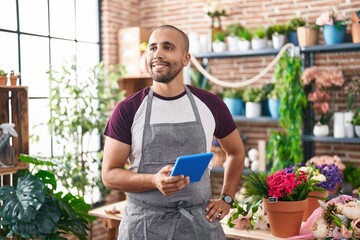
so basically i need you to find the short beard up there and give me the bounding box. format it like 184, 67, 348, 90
150, 63, 183, 84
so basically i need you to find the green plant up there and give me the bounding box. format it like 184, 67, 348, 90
272, 24, 288, 35
262, 83, 274, 98
225, 23, 244, 36
288, 18, 306, 32
237, 28, 252, 41
266, 26, 276, 40
252, 27, 266, 39
343, 164, 360, 189
223, 88, 243, 99
0, 154, 94, 239
267, 53, 307, 173
190, 69, 211, 91
242, 87, 264, 102
45, 58, 126, 203
0, 69, 7, 76
214, 31, 225, 42
351, 108, 360, 125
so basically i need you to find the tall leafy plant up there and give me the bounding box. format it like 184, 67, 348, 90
0, 154, 94, 240
46, 58, 125, 202
267, 53, 307, 172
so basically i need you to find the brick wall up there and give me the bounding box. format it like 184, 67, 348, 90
99, 0, 360, 236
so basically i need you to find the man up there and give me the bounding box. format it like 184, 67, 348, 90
102, 25, 245, 240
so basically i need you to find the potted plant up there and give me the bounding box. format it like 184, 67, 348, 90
351, 108, 360, 137
225, 23, 244, 51
251, 27, 267, 50
243, 168, 318, 238
223, 88, 244, 116
271, 24, 288, 49
237, 27, 252, 51
287, 17, 306, 46
242, 87, 264, 118
0, 69, 7, 85
212, 31, 227, 53
267, 84, 282, 118
316, 10, 347, 45
0, 154, 94, 239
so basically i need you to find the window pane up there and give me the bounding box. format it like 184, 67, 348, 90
76, 0, 99, 42
51, 39, 76, 68
0, 32, 19, 75
0, 0, 17, 30
77, 42, 100, 70
29, 99, 51, 157
19, 0, 48, 35
50, 0, 75, 39
20, 35, 49, 97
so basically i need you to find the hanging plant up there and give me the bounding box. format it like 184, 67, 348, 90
267, 53, 307, 173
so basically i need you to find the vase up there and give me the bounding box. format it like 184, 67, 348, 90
323, 25, 346, 45
268, 98, 280, 118
344, 111, 355, 138
333, 112, 345, 138
224, 98, 244, 116
297, 27, 318, 47
303, 190, 329, 221
313, 124, 329, 137
263, 198, 307, 238
356, 126, 360, 137
352, 12, 360, 43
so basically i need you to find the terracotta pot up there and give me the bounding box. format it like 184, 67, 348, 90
297, 27, 319, 47
303, 190, 329, 221
0, 76, 7, 86
352, 12, 360, 43
10, 76, 17, 86
263, 198, 307, 238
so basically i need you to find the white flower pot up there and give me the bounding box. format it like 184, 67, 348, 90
251, 38, 267, 50
237, 39, 251, 51
313, 124, 329, 137
245, 102, 262, 118
344, 111, 355, 138
212, 41, 227, 53
272, 34, 286, 49
334, 124, 346, 138
227, 36, 238, 52
355, 126, 360, 137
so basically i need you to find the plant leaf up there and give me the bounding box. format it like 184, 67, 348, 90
19, 154, 55, 166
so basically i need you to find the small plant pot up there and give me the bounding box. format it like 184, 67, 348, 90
245, 102, 261, 118
355, 125, 360, 137
212, 41, 226, 53
351, 12, 360, 43
251, 38, 267, 50
0, 76, 7, 86
237, 39, 250, 51
226, 35, 238, 52
10, 76, 18, 86
297, 27, 318, 47
323, 25, 346, 45
272, 34, 286, 49
313, 124, 329, 137
287, 31, 299, 46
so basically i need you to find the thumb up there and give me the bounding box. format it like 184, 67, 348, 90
160, 165, 173, 175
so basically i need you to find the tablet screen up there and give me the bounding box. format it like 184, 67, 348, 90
170, 152, 214, 183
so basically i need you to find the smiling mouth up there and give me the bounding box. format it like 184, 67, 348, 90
151, 62, 169, 71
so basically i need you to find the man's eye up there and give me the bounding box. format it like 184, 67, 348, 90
149, 47, 155, 51
165, 46, 173, 50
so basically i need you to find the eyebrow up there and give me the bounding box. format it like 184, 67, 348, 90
149, 41, 176, 48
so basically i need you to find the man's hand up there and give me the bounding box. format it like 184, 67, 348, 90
205, 199, 231, 222
153, 165, 190, 196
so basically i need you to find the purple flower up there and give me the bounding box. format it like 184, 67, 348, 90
316, 164, 343, 191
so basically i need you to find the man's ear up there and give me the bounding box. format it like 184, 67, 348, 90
183, 53, 191, 66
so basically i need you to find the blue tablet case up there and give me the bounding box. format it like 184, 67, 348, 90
170, 152, 214, 183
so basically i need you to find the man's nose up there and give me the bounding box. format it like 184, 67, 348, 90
153, 47, 164, 59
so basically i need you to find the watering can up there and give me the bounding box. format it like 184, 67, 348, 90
0, 123, 18, 167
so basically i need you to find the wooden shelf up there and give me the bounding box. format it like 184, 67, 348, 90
302, 135, 360, 143
0, 162, 29, 175
232, 116, 278, 124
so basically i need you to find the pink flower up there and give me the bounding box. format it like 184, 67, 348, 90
341, 224, 353, 238
352, 219, 360, 238
316, 10, 347, 27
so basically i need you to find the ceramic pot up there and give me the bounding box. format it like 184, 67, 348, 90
251, 38, 267, 50
226, 35, 238, 52
356, 126, 360, 137
351, 12, 360, 43
263, 198, 307, 238
272, 34, 286, 49
303, 190, 329, 221
10, 76, 18, 86
323, 25, 346, 45
224, 98, 244, 116
297, 27, 318, 47
313, 124, 329, 137
344, 111, 355, 138
268, 98, 280, 118
245, 102, 261, 118
287, 31, 299, 46
0, 76, 7, 86
333, 112, 345, 138
237, 39, 251, 51
212, 41, 226, 53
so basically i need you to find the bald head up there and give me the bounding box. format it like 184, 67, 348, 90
153, 25, 189, 53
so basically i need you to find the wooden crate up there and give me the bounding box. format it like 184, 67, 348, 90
0, 86, 29, 180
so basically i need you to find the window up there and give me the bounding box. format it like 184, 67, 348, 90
0, 0, 101, 158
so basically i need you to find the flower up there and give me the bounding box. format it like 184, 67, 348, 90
301, 66, 345, 125
344, 78, 360, 111
309, 195, 360, 239
243, 169, 318, 202
308, 155, 345, 171
203, 0, 228, 19
316, 10, 347, 27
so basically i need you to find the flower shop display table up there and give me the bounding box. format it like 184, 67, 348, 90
89, 200, 289, 240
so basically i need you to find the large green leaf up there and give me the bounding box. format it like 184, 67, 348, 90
19, 154, 56, 166
1, 175, 45, 222
35, 170, 57, 191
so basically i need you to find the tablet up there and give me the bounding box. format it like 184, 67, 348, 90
170, 152, 214, 183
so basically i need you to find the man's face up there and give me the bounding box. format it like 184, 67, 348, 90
146, 28, 189, 83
